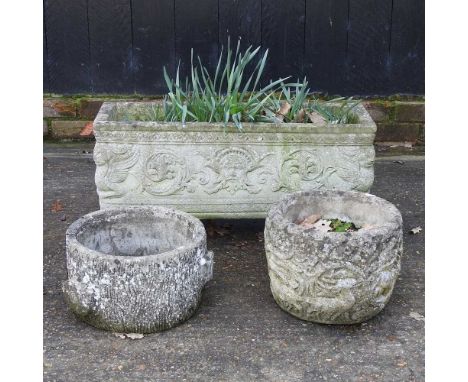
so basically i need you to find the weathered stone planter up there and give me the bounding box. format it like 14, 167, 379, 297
93, 102, 376, 218
63, 206, 213, 333
264, 190, 403, 324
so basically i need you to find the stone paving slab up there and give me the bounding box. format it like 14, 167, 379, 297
43, 143, 424, 382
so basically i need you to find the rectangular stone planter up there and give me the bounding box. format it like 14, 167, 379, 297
93, 102, 376, 218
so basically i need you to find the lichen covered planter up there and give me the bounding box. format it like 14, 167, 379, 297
63, 206, 213, 333
93, 102, 376, 218
264, 190, 403, 324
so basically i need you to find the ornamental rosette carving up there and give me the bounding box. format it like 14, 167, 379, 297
272, 149, 328, 192
142, 151, 194, 196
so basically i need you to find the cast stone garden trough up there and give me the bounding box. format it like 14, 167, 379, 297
92, 101, 376, 218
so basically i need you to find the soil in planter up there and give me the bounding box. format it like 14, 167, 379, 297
295, 214, 359, 232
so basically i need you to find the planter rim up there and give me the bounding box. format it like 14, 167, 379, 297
66, 206, 206, 262
94, 101, 376, 134
266, 190, 402, 239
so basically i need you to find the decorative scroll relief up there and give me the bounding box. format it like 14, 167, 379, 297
94, 144, 140, 199
329, 146, 375, 192
94, 143, 375, 203
272, 146, 375, 193
272, 149, 326, 192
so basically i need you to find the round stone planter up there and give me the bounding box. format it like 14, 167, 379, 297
264, 190, 403, 324
63, 206, 213, 333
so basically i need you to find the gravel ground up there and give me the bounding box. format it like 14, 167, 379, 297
43, 143, 424, 382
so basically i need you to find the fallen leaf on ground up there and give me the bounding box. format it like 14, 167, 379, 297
113, 332, 144, 339
396, 360, 407, 368
306, 111, 326, 126
409, 311, 424, 321
409, 226, 422, 234
51, 200, 63, 213
126, 333, 144, 339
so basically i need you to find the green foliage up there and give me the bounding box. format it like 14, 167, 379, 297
309, 97, 360, 124
126, 39, 362, 129
329, 219, 358, 232
262, 79, 310, 123
162, 39, 288, 130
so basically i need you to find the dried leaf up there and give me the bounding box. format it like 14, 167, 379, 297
113, 332, 144, 339
409, 226, 422, 235
294, 109, 306, 123
278, 102, 291, 116
51, 200, 63, 213
409, 311, 424, 321
126, 333, 144, 339
296, 214, 321, 228
306, 111, 326, 126
276, 102, 291, 122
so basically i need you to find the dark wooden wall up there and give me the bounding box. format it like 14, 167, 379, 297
43, 0, 424, 96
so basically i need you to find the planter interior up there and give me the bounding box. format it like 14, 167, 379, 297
75, 209, 198, 257
277, 191, 401, 230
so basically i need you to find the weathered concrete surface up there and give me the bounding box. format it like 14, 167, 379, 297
265, 191, 403, 324
44, 142, 424, 381
64, 207, 213, 333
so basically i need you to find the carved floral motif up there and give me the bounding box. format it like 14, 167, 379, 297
143, 151, 194, 196
272, 150, 326, 192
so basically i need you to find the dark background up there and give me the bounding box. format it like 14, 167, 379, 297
43, 0, 424, 96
